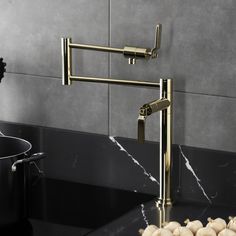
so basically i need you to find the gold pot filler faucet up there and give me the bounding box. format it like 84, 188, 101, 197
61, 24, 173, 207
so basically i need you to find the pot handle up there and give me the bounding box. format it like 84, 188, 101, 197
11, 152, 46, 172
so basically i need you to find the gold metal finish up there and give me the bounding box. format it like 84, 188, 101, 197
139, 98, 170, 116
138, 79, 173, 206
61, 23, 173, 206
157, 78, 173, 206
61, 38, 72, 85
61, 28, 162, 87
151, 24, 162, 58
157, 205, 171, 228
128, 58, 136, 65
70, 43, 124, 54
138, 98, 170, 144
123, 46, 150, 63
137, 115, 146, 144
71, 76, 160, 88
61, 24, 161, 84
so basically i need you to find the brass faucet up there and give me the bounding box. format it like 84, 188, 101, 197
138, 78, 173, 206
61, 24, 173, 206
61, 24, 162, 86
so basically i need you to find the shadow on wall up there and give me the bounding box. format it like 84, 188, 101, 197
173, 78, 186, 146
0, 73, 48, 126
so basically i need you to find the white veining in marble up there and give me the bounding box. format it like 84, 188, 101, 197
72, 154, 79, 168
218, 162, 229, 168
31, 162, 44, 176
109, 136, 159, 185
211, 192, 218, 199
198, 205, 210, 218
103, 226, 126, 235
140, 204, 149, 226
179, 145, 212, 204
111, 226, 126, 235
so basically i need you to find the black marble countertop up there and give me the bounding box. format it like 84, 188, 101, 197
29, 177, 154, 236
2, 177, 236, 236
88, 201, 236, 236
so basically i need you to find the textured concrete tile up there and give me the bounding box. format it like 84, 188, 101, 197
174, 92, 236, 153
0, 0, 108, 78
109, 85, 161, 143
110, 0, 236, 97
0, 73, 108, 134
110, 85, 236, 152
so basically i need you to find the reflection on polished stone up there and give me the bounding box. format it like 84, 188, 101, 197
0, 219, 33, 236
28, 177, 154, 235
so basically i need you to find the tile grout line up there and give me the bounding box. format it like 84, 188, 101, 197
174, 89, 236, 100
108, 0, 111, 136
4, 73, 236, 100
6, 71, 60, 80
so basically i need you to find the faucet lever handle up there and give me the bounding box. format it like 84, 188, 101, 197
138, 115, 146, 144
151, 24, 162, 58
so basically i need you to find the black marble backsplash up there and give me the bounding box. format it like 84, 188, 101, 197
0, 121, 236, 207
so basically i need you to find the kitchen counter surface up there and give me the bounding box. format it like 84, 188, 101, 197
87, 200, 236, 235
29, 177, 154, 236
2, 177, 236, 236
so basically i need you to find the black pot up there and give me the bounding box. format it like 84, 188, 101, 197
0, 135, 45, 226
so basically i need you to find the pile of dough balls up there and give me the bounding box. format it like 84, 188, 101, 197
139, 217, 236, 236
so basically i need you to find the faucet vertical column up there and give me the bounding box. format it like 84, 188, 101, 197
61, 38, 72, 85
157, 78, 173, 206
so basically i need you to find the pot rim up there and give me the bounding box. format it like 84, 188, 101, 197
0, 135, 32, 160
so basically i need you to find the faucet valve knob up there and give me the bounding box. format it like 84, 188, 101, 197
138, 115, 146, 143
139, 105, 152, 116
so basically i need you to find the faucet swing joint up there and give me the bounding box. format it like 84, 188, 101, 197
61, 23, 173, 207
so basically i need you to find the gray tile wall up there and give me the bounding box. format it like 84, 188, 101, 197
0, 0, 109, 135
0, 0, 235, 152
